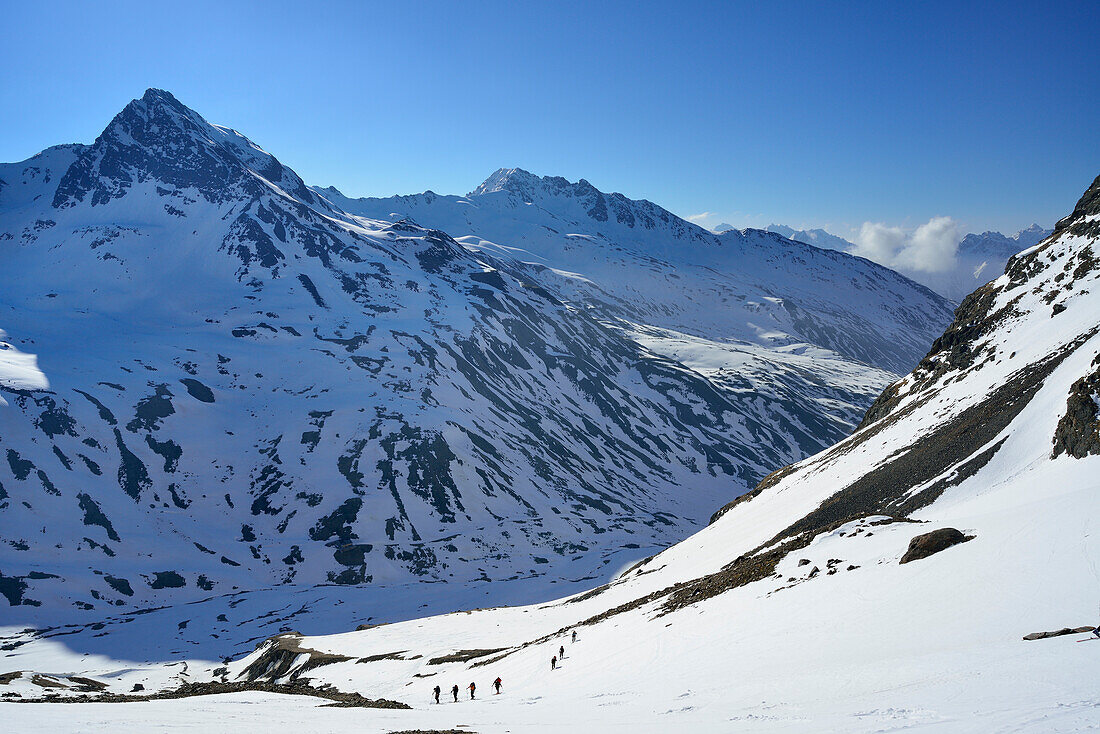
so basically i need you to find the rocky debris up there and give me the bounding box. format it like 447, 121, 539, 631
356, 651, 410, 663
0, 671, 109, 692
1022, 626, 1096, 641
239, 633, 353, 682
1052, 355, 1100, 459
29, 675, 67, 689
67, 676, 108, 692
12, 680, 408, 708
426, 648, 506, 665
899, 528, 974, 564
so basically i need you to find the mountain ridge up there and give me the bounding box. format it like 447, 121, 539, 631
0, 90, 930, 618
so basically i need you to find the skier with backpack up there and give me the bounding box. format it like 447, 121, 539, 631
468, 681, 476, 700
559, 644, 565, 659
451, 684, 459, 702
433, 685, 441, 704
493, 676, 503, 694
551, 655, 557, 670
571, 630, 577, 643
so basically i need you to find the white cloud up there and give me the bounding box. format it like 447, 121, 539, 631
686, 212, 714, 223
850, 216, 961, 273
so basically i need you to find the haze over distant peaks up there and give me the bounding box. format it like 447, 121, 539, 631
762, 221, 1052, 302
764, 224, 854, 252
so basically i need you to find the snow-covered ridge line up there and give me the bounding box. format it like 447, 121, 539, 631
315, 169, 955, 376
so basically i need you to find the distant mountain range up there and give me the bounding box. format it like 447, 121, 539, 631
759, 223, 1053, 302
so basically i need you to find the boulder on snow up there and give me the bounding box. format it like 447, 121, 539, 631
1022, 626, 1095, 641
899, 528, 974, 564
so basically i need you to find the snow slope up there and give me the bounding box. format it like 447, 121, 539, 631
5, 168, 1098, 731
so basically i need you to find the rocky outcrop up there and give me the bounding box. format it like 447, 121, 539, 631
1022, 626, 1096, 641
8, 680, 408, 708
1052, 356, 1100, 459
239, 633, 352, 682
899, 528, 974, 564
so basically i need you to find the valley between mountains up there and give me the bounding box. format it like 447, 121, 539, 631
1, 90, 1097, 733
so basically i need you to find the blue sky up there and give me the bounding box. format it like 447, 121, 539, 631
1, 0, 1096, 236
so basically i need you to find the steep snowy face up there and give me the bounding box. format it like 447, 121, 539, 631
0, 91, 780, 615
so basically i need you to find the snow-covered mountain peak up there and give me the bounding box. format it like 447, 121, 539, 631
464, 166, 714, 245
52, 88, 319, 211
1014, 222, 1049, 242
467, 166, 545, 199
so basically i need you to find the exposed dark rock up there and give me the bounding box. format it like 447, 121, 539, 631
179, 378, 215, 403
426, 649, 506, 665
67, 676, 108, 692
125, 384, 175, 432
1052, 356, 1100, 458
1051, 173, 1100, 241
0, 575, 30, 606
356, 651, 409, 663
1022, 626, 1096, 641
239, 634, 353, 682
12, 679, 407, 708
899, 528, 974, 564
148, 571, 186, 589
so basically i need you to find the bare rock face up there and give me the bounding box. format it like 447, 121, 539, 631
899, 528, 974, 564
1052, 356, 1100, 459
